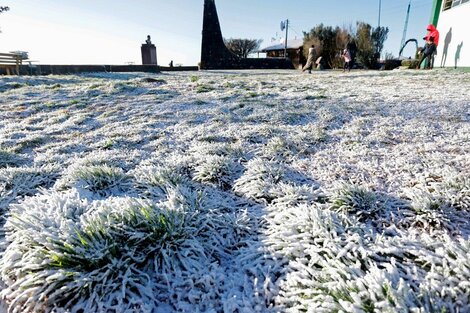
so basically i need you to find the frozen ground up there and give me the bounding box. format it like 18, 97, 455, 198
0, 69, 469, 312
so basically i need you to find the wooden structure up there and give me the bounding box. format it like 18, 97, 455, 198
0, 53, 24, 75
259, 39, 305, 69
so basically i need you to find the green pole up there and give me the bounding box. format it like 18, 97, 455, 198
430, 0, 443, 26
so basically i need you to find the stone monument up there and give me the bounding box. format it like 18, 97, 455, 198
200, 0, 293, 70
141, 35, 157, 65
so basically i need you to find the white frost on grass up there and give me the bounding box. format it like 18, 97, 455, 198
0, 69, 469, 312
0, 165, 59, 212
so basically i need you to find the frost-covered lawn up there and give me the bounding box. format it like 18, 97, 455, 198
0, 69, 469, 312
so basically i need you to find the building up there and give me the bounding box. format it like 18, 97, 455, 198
431, 0, 469, 68
259, 39, 305, 69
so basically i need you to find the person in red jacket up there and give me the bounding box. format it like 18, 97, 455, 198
419, 24, 439, 69
424, 24, 440, 47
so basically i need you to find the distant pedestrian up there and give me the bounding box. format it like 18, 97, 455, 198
342, 48, 352, 72
346, 38, 357, 68
169, 60, 174, 68
302, 45, 317, 74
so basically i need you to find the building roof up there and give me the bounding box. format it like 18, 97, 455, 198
259, 39, 304, 52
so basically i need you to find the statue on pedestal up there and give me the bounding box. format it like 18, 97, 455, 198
141, 35, 157, 65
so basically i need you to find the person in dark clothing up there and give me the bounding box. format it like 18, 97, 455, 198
346, 39, 357, 68
341, 48, 352, 72
417, 37, 437, 69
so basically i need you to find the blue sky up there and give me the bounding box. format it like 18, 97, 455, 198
0, 0, 433, 65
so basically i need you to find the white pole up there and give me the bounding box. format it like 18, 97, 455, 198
284, 19, 289, 58
378, 0, 382, 28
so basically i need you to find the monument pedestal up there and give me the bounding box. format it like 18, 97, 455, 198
141, 44, 157, 65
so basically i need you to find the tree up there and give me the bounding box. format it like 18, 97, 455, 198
355, 22, 389, 69
371, 26, 389, 57
224, 38, 263, 58
355, 22, 374, 68
303, 21, 390, 70
303, 24, 348, 69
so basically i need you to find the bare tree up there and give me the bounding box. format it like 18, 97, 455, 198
224, 38, 263, 58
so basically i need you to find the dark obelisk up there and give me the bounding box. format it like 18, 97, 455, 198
200, 0, 237, 69
200, 0, 293, 70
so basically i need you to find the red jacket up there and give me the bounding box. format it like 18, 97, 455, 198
424, 24, 440, 46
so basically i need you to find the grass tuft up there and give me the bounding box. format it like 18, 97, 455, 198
68, 164, 133, 197
331, 183, 380, 220
0, 149, 25, 168
193, 155, 235, 189
0, 193, 188, 313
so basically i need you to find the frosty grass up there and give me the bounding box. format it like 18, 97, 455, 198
0, 69, 469, 312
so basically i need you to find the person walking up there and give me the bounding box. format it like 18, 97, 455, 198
342, 48, 352, 72
346, 38, 357, 68
302, 45, 317, 74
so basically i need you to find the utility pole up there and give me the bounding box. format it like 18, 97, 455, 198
285, 19, 289, 58
281, 19, 289, 58
378, 0, 382, 28
399, 1, 412, 58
